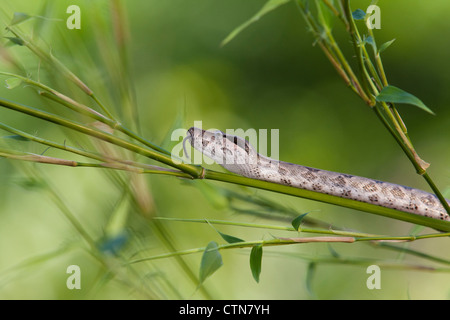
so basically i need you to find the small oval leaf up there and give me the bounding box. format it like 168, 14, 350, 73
199, 241, 223, 285
352, 9, 366, 20
250, 244, 263, 283
376, 85, 434, 115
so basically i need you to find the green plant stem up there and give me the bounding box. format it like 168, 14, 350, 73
0, 97, 202, 178
3, 25, 159, 154
0, 121, 192, 178
342, 0, 374, 105
0, 121, 105, 161
128, 231, 450, 267
110, 0, 141, 134
5, 25, 119, 120
340, 0, 450, 216
296, 0, 372, 105
127, 238, 349, 265
155, 216, 450, 266
203, 169, 450, 232
373, 105, 450, 215
149, 220, 214, 299
153, 216, 380, 238
366, 27, 388, 87
422, 174, 450, 215
1, 97, 448, 227
40, 90, 172, 156
372, 242, 450, 266
0, 72, 171, 156
0, 146, 191, 178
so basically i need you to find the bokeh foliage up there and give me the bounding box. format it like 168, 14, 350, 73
0, 0, 449, 299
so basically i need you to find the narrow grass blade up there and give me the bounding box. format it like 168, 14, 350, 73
291, 212, 310, 231
221, 0, 291, 46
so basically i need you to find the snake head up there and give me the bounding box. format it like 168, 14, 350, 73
186, 127, 259, 172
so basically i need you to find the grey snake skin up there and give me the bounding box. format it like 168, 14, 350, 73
186, 127, 450, 221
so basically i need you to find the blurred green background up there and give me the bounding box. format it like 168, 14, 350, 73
0, 0, 449, 299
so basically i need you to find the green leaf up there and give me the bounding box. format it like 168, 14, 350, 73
376, 85, 434, 115
15, 177, 46, 190
98, 232, 128, 255
204, 218, 244, 243
11, 12, 31, 25
199, 241, 223, 285
221, 0, 291, 46
4, 37, 24, 46
327, 243, 340, 258
104, 192, 130, 239
2, 135, 30, 141
249, 244, 263, 283
378, 38, 396, 54
352, 9, 366, 20
306, 262, 316, 296
5, 78, 22, 89
364, 35, 374, 47
217, 231, 245, 244
363, 35, 376, 54
291, 212, 309, 230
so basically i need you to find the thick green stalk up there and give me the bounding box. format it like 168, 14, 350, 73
340, 0, 450, 216
204, 170, 450, 232
342, 0, 374, 105
153, 216, 379, 238
128, 231, 450, 266
0, 121, 192, 178
373, 105, 450, 215
296, 0, 372, 105
40, 90, 171, 156
0, 72, 170, 156
0, 98, 202, 178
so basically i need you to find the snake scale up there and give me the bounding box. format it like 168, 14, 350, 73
186, 127, 450, 221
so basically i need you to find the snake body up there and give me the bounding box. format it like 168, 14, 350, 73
186, 127, 450, 221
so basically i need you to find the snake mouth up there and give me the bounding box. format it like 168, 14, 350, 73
184, 127, 203, 159
187, 127, 195, 138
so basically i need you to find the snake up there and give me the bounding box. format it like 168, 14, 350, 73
185, 127, 450, 221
